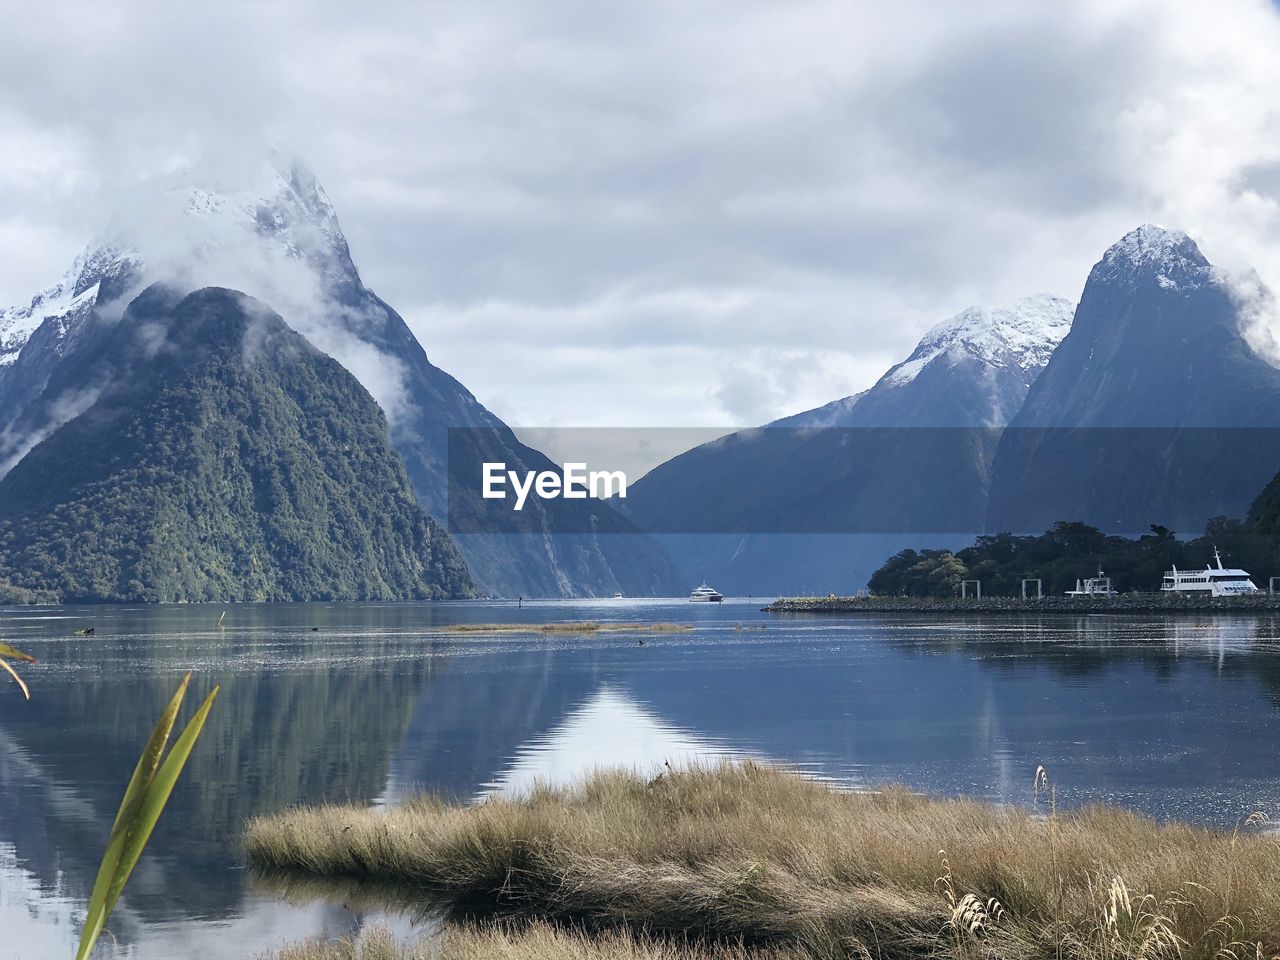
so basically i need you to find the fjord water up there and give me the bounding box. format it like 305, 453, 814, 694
3, 603, 1280, 958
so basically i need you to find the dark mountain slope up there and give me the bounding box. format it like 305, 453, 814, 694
987, 225, 1280, 534
626, 297, 1073, 594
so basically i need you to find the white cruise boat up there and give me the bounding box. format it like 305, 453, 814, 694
1065, 568, 1117, 597
689, 584, 724, 602
1160, 547, 1260, 597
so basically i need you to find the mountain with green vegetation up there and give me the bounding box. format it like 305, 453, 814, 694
0, 285, 475, 602
0, 161, 682, 598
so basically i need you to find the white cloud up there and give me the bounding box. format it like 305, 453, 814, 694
0, 383, 104, 477
2, 0, 1280, 426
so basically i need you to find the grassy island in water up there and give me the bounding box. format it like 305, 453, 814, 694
247, 762, 1280, 960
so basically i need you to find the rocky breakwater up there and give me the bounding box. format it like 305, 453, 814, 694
764, 594, 1280, 614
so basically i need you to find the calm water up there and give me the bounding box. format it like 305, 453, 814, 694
4, 600, 1280, 957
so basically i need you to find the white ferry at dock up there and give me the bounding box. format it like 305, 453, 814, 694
1160, 547, 1260, 597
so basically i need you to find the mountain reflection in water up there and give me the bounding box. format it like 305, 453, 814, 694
3, 601, 1280, 957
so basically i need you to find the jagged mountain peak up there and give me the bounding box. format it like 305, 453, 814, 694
153, 157, 347, 261
139, 155, 334, 220
96, 156, 356, 290
1006, 222, 1280, 432
989, 223, 1280, 534
0, 155, 683, 598
0, 158, 353, 369
0, 244, 136, 367
1105, 223, 1198, 264
1097, 223, 1210, 291
881, 294, 1073, 389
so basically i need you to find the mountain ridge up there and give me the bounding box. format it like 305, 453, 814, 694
986, 225, 1280, 536
0, 159, 682, 598
627, 294, 1073, 594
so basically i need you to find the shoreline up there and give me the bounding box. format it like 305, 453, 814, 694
763, 593, 1280, 614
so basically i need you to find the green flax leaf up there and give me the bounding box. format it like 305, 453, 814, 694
75, 675, 217, 960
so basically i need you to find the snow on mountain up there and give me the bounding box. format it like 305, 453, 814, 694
0, 158, 432, 432
0, 159, 353, 372
629, 293, 1074, 594
880, 294, 1074, 390
1096, 223, 1210, 293
776, 294, 1073, 431
0, 158, 683, 598
155, 160, 349, 274
0, 278, 93, 367
1103, 223, 1194, 268
988, 223, 1280, 534
0, 246, 135, 366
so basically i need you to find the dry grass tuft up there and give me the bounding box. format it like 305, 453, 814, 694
253, 922, 797, 960
246, 762, 1280, 960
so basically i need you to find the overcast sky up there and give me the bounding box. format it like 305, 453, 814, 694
3, 0, 1280, 428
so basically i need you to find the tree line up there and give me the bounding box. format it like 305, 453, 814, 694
869, 468, 1280, 597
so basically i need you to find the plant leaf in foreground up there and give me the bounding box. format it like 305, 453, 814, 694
74, 674, 219, 960
0, 642, 37, 700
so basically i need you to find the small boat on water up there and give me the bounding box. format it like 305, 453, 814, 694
1161, 546, 1260, 596
1064, 568, 1117, 597
689, 583, 724, 603
612, 591, 624, 599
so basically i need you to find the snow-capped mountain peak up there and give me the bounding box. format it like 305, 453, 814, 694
1098, 224, 1210, 292
94, 157, 354, 288
1105, 223, 1196, 266
0, 158, 355, 370
161, 159, 347, 263
882, 294, 1074, 389
0, 245, 136, 367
